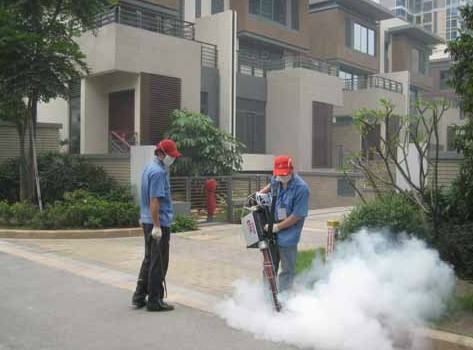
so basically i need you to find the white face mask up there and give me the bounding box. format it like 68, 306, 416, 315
277, 175, 291, 183
162, 154, 176, 167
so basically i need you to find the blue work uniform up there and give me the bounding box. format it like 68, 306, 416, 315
140, 157, 174, 226
270, 173, 310, 246
267, 172, 309, 292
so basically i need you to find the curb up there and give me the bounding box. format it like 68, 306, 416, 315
0, 227, 142, 239
421, 328, 473, 350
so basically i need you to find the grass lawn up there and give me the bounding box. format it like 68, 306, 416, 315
296, 247, 325, 275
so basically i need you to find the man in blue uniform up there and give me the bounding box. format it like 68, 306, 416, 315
260, 154, 310, 292
132, 139, 181, 311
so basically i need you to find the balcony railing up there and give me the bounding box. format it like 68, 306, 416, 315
95, 5, 195, 40
343, 76, 403, 94
94, 4, 218, 68
237, 52, 338, 77
109, 130, 137, 153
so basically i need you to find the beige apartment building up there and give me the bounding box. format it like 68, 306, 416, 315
34, 0, 461, 209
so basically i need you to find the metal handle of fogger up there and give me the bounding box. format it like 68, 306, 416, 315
260, 183, 281, 312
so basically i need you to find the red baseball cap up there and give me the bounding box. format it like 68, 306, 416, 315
273, 155, 293, 176
156, 139, 182, 157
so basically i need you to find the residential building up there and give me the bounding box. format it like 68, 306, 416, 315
36, 0, 457, 209
380, 0, 471, 41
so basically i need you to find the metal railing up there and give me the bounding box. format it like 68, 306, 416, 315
237, 52, 338, 77
343, 75, 403, 94
109, 130, 137, 153
95, 5, 195, 40
94, 5, 218, 68
170, 174, 271, 223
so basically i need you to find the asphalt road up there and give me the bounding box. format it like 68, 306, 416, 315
0, 252, 296, 350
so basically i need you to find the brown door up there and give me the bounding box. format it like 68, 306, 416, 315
109, 90, 134, 133
312, 101, 333, 167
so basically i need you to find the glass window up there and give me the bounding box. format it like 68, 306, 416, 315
337, 179, 355, 197
196, 0, 201, 18
200, 91, 208, 116
440, 70, 452, 90
291, 0, 299, 30
236, 98, 266, 154
249, 0, 287, 26
412, 48, 428, 75
346, 19, 376, 56
69, 79, 81, 154
211, 0, 224, 14
447, 125, 456, 151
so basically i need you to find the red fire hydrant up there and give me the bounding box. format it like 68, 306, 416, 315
204, 178, 217, 222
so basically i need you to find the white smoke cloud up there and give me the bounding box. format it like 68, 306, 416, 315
216, 230, 455, 350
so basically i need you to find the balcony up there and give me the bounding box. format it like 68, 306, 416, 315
343, 76, 403, 94
94, 4, 217, 69
238, 52, 338, 77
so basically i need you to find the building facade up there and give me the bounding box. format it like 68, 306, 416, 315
380, 0, 471, 40
36, 0, 462, 208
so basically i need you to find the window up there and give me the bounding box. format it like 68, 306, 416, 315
196, 0, 201, 18
447, 125, 456, 151
440, 70, 452, 90
200, 91, 208, 116
412, 48, 428, 75
334, 116, 353, 126
249, 0, 286, 26
211, 0, 224, 14
337, 179, 355, 197
290, 0, 298, 30
236, 98, 266, 154
69, 79, 81, 154
362, 124, 381, 160
346, 19, 376, 56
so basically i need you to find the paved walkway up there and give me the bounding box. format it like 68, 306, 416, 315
1, 206, 473, 349
0, 207, 349, 310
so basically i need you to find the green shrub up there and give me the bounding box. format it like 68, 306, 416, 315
340, 192, 428, 240
0, 190, 139, 229
0, 152, 130, 204
171, 215, 198, 232
0, 200, 12, 226
434, 222, 473, 279
0, 159, 20, 202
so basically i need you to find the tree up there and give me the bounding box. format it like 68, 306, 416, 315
165, 110, 244, 176
344, 98, 449, 238
0, 0, 112, 203
446, 4, 473, 221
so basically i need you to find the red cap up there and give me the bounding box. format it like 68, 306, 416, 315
156, 139, 182, 157
273, 155, 293, 176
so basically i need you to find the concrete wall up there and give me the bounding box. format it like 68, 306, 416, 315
308, 8, 379, 73
78, 23, 200, 112
81, 72, 140, 154
230, 0, 310, 52
266, 68, 343, 172
300, 171, 372, 209
130, 146, 155, 203
195, 11, 236, 134
37, 98, 68, 142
